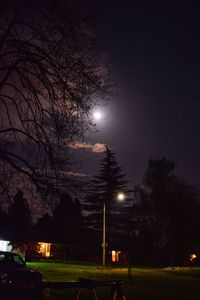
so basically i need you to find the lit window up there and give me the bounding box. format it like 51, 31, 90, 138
38, 242, 51, 257
112, 251, 116, 262
112, 250, 121, 262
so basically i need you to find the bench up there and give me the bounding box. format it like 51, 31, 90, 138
42, 278, 127, 300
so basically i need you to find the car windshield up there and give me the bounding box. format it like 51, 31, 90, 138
0, 253, 25, 266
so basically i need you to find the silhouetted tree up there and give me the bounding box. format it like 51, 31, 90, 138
34, 213, 52, 241
164, 178, 200, 265
0, 0, 112, 205
0, 208, 7, 239
83, 146, 131, 262
7, 190, 32, 239
50, 193, 83, 242
135, 157, 200, 265
143, 158, 176, 262
53, 194, 82, 223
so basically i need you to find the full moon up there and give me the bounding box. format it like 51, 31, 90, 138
93, 111, 102, 120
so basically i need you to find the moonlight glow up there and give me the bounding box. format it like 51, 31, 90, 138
93, 111, 102, 120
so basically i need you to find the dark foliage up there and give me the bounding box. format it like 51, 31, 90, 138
6, 190, 32, 239
34, 193, 83, 244
83, 146, 131, 245
134, 157, 200, 265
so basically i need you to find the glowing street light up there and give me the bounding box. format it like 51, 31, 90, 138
190, 253, 197, 261
102, 192, 125, 268
117, 192, 125, 201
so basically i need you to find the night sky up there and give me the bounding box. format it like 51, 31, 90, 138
76, 1, 200, 186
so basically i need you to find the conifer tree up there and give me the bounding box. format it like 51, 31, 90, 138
7, 190, 32, 239
83, 146, 130, 236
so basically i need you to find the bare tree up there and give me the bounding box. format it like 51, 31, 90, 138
0, 0, 111, 206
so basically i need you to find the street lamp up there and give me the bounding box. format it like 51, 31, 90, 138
102, 201, 106, 268
102, 192, 125, 268
117, 193, 125, 201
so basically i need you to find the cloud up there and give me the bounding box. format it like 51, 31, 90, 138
92, 143, 106, 153
69, 141, 90, 150
69, 141, 106, 153
66, 171, 90, 177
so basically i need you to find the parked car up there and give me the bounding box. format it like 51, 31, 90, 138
0, 251, 43, 298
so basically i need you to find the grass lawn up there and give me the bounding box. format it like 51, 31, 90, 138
28, 261, 200, 300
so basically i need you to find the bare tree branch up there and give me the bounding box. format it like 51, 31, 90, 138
0, 0, 112, 206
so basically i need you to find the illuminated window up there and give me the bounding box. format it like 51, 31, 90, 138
38, 242, 51, 257
112, 251, 116, 262
112, 250, 121, 262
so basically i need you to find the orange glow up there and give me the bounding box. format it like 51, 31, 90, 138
38, 242, 51, 257
190, 253, 197, 261
112, 250, 121, 262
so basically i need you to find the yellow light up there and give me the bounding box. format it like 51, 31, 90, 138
38, 242, 51, 257
112, 250, 121, 262
112, 251, 116, 262
117, 193, 125, 201
190, 254, 197, 261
